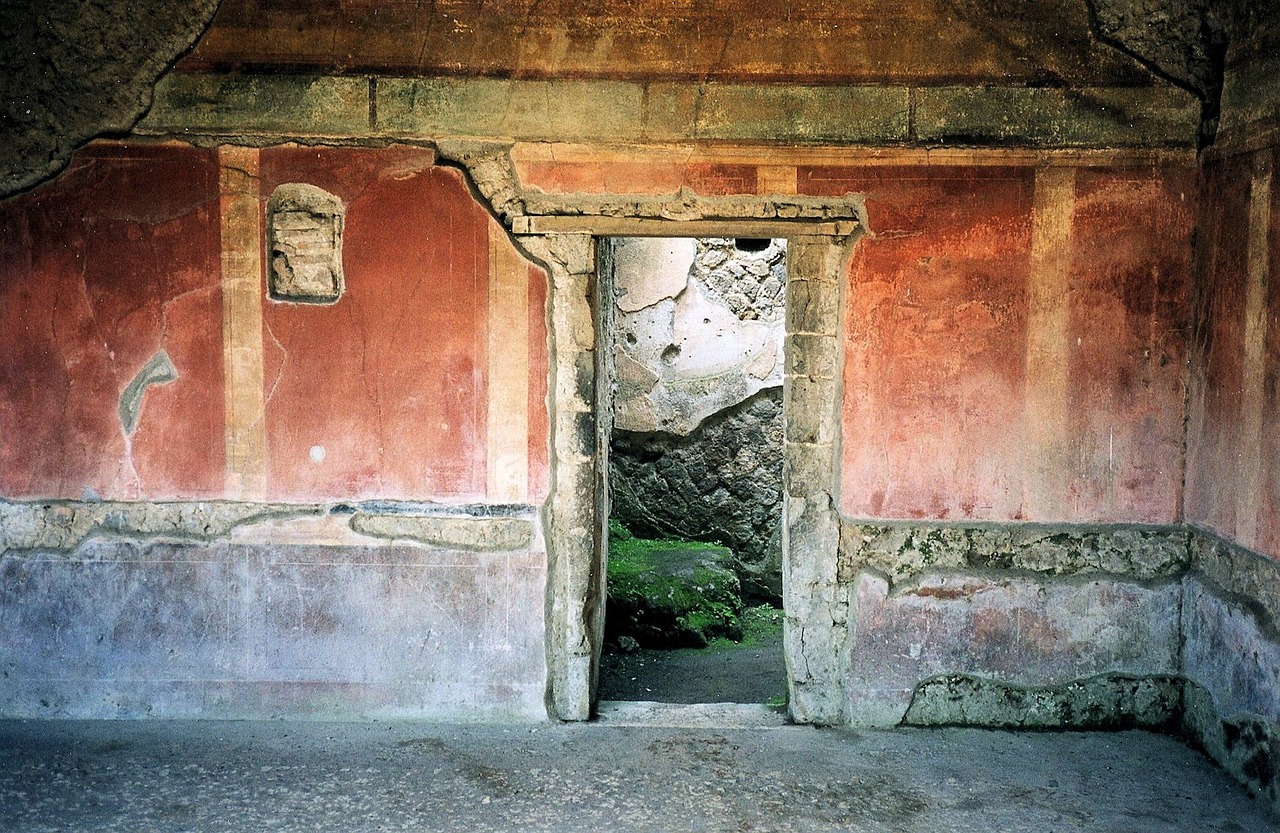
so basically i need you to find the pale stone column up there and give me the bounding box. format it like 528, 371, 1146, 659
1023, 165, 1076, 518
520, 233, 601, 721
1237, 151, 1273, 545
783, 234, 855, 725
218, 146, 266, 500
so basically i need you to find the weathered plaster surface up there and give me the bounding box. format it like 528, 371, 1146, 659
1185, 148, 1279, 561
847, 570, 1183, 727
904, 672, 1183, 729
1183, 577, 1280, 723
0, 540, 546, 721
827, 163, 1193, 523
1181, 530, 1280, 807
0, 499, 548, 721
610, 237, 784, 436
839, 520, 1190, 584
256, 147, 549, 503
349, 513, 534, 552
0, 144, 224, 500
259, 147, 481, 500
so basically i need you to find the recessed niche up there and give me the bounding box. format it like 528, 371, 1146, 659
267, 183, 345, 304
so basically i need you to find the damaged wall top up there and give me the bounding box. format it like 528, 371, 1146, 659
0, 0, 220, 198
184, 0, 1164, 87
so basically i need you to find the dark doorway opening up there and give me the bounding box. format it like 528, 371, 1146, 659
597, 237, 787, 707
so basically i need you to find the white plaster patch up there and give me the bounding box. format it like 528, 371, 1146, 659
613, 238, 694, 312
611, 238, 786, 436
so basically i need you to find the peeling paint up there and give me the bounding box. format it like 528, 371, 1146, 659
904, 672, 1183, 730
839, 520, 1191, 585
118, 351, 178, 435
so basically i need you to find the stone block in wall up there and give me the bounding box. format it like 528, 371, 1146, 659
845, 571, 1183, 726
267, 183, 345, 303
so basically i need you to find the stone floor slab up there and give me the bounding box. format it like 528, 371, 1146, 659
0, 719, 1273, 832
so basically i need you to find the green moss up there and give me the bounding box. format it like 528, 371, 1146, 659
605, 525, 744, 648
698, 604, 784, 652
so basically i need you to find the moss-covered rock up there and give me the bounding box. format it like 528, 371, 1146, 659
606, 532, 744, 648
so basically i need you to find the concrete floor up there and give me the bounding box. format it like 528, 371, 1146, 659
0, 716, 1275, 832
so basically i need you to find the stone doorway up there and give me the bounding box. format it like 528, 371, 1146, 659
597, 236, 789, 707
514, 202, 861, 724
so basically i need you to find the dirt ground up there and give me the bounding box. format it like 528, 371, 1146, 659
599, 632, 787, 704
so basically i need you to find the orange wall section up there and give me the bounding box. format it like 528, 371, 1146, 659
1065, 167, 1194, 522
799, 163, 1194, 523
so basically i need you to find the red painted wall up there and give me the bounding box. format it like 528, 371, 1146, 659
0, 143, 1195, 520
1185, 148, 1280, 560
800, 164, 1194, 523
0, 143, 550, 506
259, 148, 490, 501
1064, 167, 1195, 521
0, 144, 224, 499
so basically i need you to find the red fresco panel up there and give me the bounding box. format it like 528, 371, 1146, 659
259, 147, 490, 501
0, 144, 223, 499
815, 166, 1036, 520
1184, 156, 1252, 540
519, 161, 688, 195
1065, 166, 1195, 524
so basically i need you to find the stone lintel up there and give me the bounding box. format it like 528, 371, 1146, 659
512, 216, 857, 237
139, 73, 1198, 150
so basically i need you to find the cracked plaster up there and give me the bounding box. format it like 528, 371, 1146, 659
0, 500, 540, 557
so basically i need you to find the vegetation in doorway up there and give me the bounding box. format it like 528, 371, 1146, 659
602, 522, 788, 705
606, 520, 744, 648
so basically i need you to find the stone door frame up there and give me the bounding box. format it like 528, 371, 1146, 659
516, 212, 862, 724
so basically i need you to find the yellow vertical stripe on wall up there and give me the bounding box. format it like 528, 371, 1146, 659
757, 165, 799, 196
218, 146, 266, 499
1023, 165, 1076, 519
487, 223, 531, 502
1237, 151, 1273, 544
